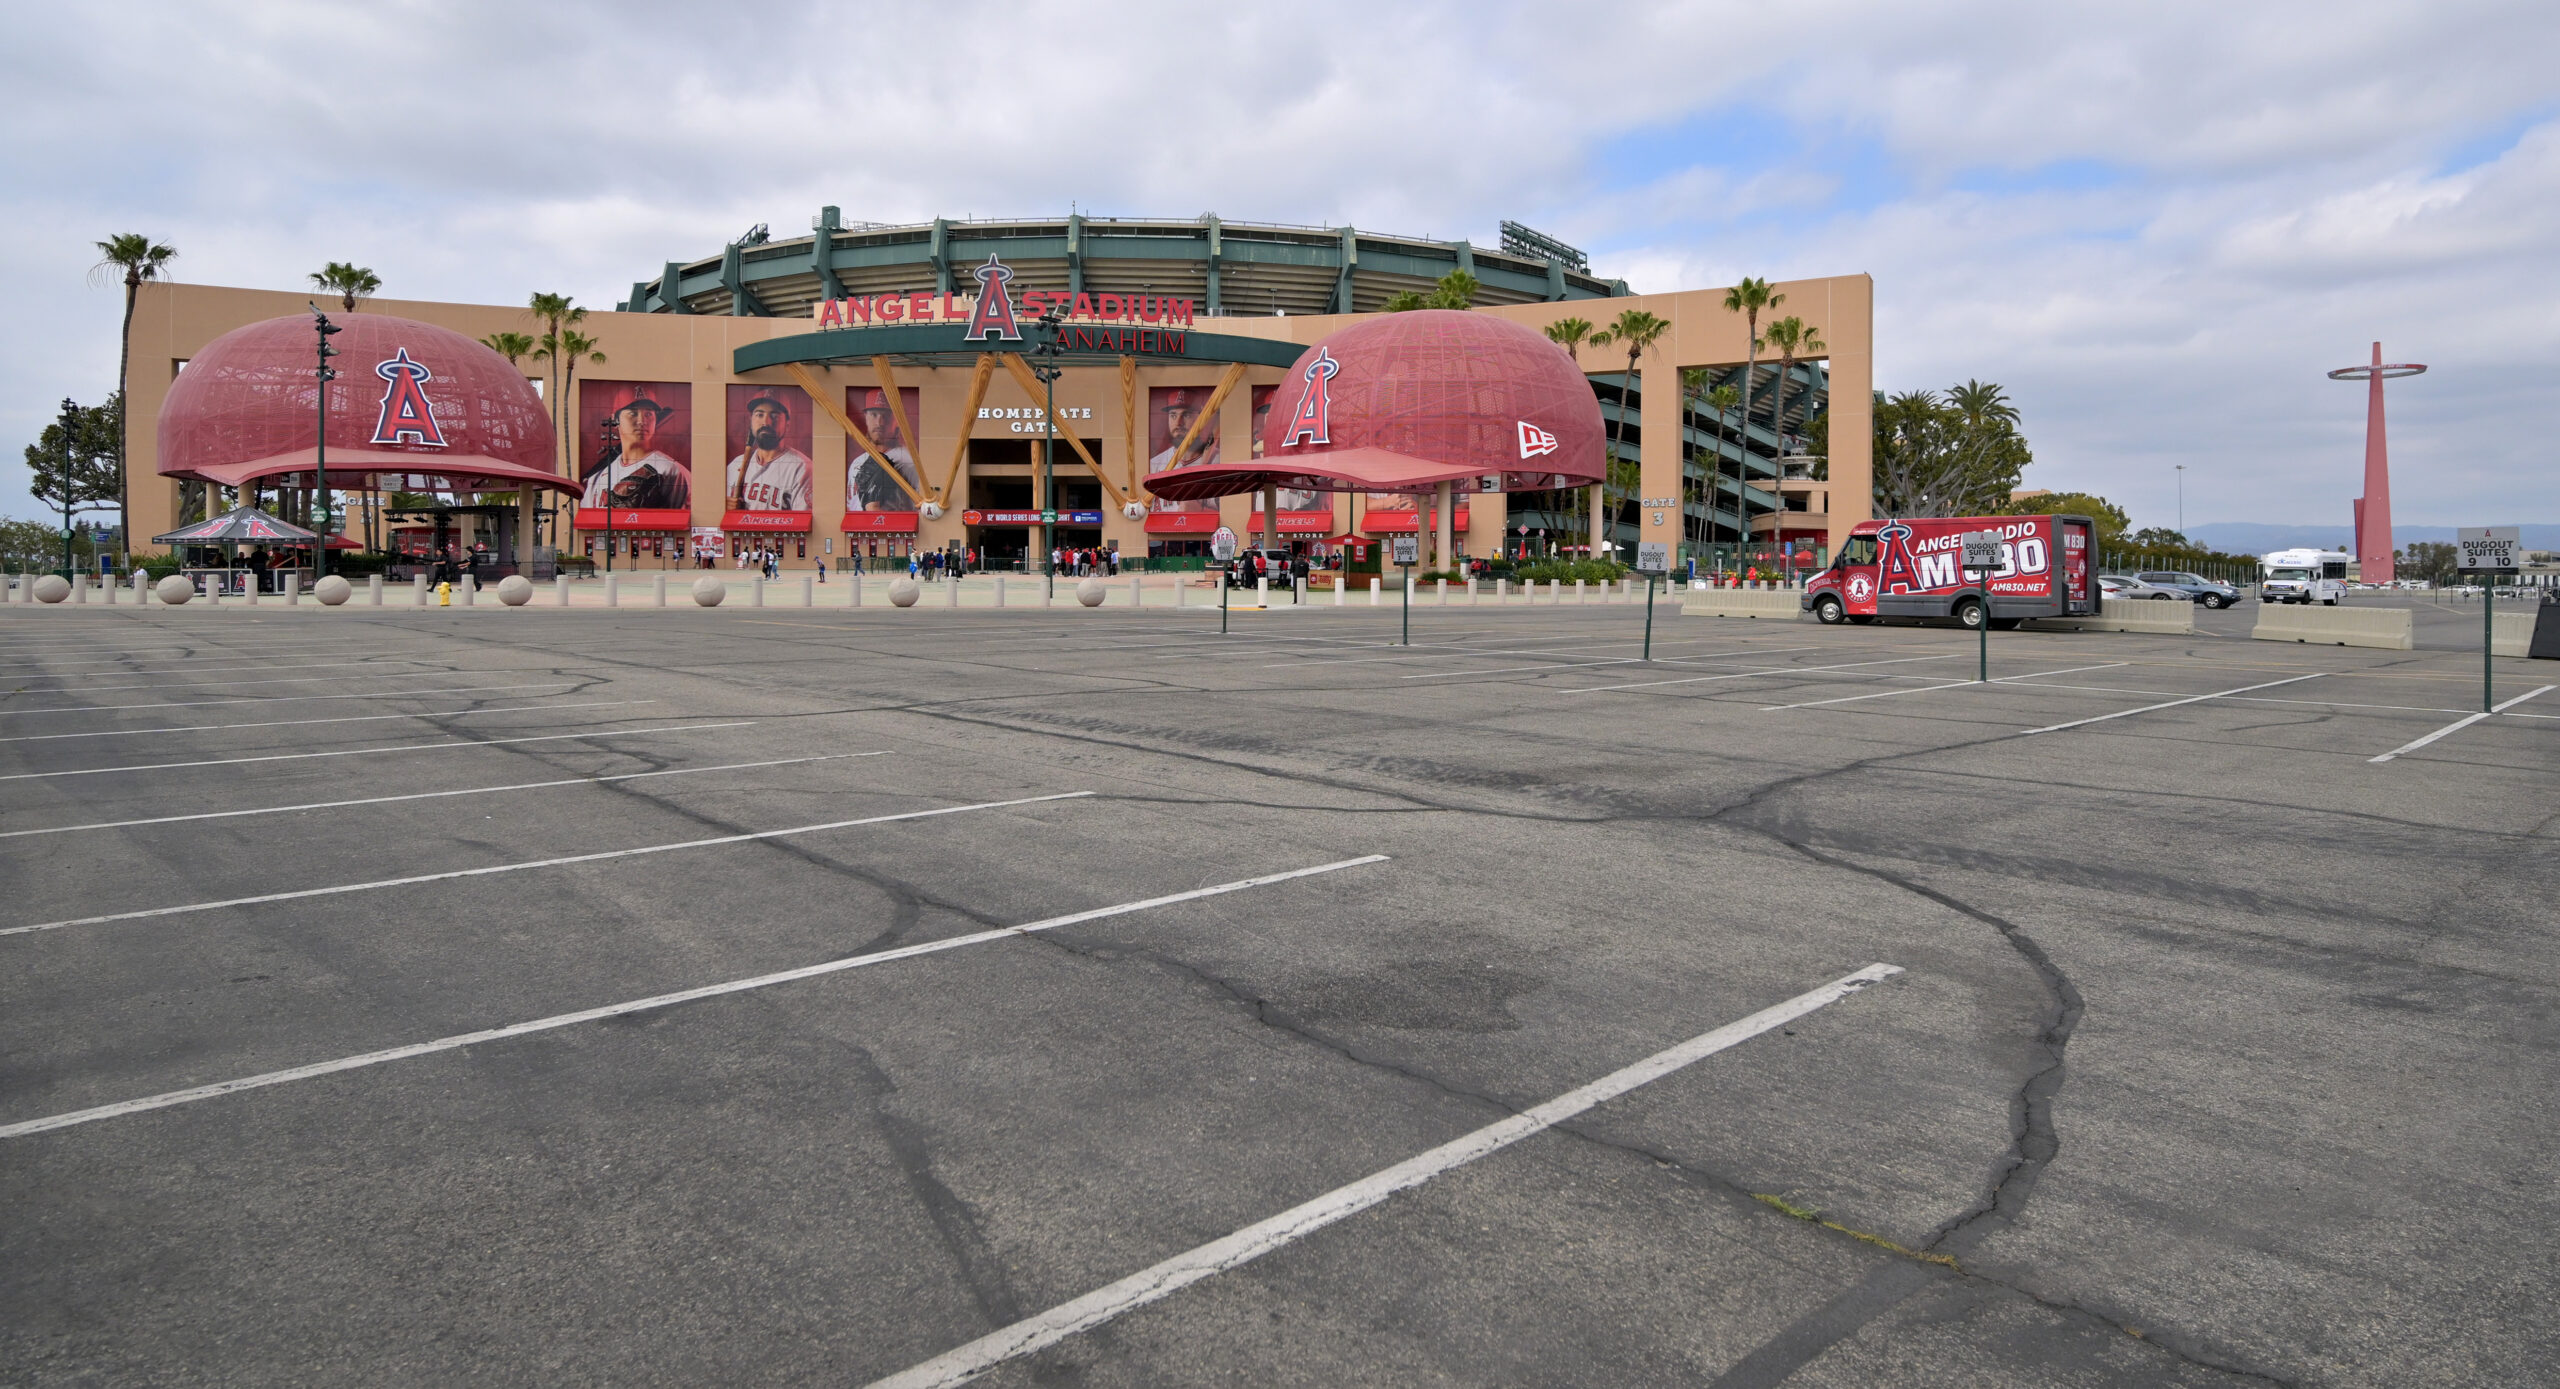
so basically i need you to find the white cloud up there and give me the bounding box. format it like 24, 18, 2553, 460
2, 0, 2555, 531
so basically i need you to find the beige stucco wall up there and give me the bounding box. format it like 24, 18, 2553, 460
124, 273, 1872, 562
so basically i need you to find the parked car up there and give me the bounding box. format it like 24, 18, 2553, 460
2135, 570, 2244, 609
2099, 574, 2182, 601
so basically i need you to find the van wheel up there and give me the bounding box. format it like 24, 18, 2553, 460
1955, 597, 1986, 630
1813, 595, 1846, 625
2203, 594, 2229, 609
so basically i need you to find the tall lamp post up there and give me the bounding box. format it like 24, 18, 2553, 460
310, 305, 341, 579
2175, 464, 2184, 536
1029, 308, 1066, 596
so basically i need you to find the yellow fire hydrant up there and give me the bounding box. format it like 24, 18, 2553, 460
436, 580, 452, 607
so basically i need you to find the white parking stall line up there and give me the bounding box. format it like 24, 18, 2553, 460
2017, 673, 2327, 736
0, 682, 579, 718
7, 660, 442, 683
0, 753, 884, 841
1, 790, 1091, 938
2368, 685, 2555, 764
0, 643, 374, 670
1764, 663, 2128, 711
1567, 653, 1968, 694
20, 671, 536, 695
0, 854, 1389, 1138
1403, 657, 1645, 679
0, 721, 755, 784
0, 699, 648, 744
865, 964, 1904, 1389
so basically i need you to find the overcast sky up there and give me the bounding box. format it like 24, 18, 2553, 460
5, 0, 2555, 531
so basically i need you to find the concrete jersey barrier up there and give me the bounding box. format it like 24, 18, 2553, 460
2252, 604, 2413, 650
1681, 589, 1802, 621
2028, 597, 2195, 635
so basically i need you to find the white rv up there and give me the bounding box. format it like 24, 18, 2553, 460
2261, 547, 2350, 605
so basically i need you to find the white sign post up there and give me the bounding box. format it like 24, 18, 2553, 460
1961, 530, 2003, 681
1635, 542, 1672, 661
2458, 526, 2520, 711
1210, 526, 1238, 634
1390, 536, 1418, 645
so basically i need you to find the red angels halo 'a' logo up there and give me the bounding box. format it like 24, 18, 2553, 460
1848, 573, 1874, 601
962, 255, 1022, 342
1279, 347, 1340, 448
1516, 421, 1558, 458
1876, 521, 1922, 594
369, 348, 448, 447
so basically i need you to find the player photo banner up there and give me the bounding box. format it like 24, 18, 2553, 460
1145, 385, 1219, 514
576, 381, 693, 528
845, 386, 925, 512
725, 384, 815, 515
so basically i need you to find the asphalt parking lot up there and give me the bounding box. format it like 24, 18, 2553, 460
3, 598, 2554, 1386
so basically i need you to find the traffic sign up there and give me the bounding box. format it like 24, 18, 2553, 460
1210, 527, 1238, 561
2458, 526, 2520, 573
1961, 531, 2004, 571
1636, 541, 1671, 574
1041, 509, 1059, 524
1390, 536, 1418, 566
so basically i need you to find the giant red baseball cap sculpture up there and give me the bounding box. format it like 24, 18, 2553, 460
157, 312, 576, 497
1144, 309, 1604, 502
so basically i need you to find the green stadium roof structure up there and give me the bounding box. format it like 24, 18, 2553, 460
620, 211, 1630, 319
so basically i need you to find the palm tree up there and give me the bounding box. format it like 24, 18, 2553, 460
532, 326, 605, 547
1758, 317, 1825, 562
527, 292, 587, 476
1946, 379, 2018, 432
1541, 317, 1596, 539
310, 262, 381, 311
1721, 278, 1782, 557
1701, 382, 1739, 546
1586, 308, 1670, 561
91, 233, 176, 555
480, 330, 537, 366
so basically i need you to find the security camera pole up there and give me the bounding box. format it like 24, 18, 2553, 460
1031, 308, 1067, 600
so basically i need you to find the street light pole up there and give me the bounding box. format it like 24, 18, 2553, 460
311, 306, 341, 580
2175, 463, 2184, 536
1030, 308, 1065, 598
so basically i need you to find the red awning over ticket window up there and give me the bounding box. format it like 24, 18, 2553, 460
576, 507, 691, 530
842, 510, 920, 533
721, 510, 813, 532
1144, 511, 1224, 534
1358, 508, 1469, 534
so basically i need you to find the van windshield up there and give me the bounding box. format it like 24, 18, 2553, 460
2269, 568, 2311, 581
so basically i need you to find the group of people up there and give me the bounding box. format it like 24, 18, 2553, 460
1050, 547, 1118, 578
733, 545, 789, 579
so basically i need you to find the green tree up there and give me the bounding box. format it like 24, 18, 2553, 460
480, 330, 536, 365
310, 262, 381, 311
1587, 308, 1671, 554
2124, 526, 2191, 550
1540, 317, 1596, 535
91, 233, 177, 560
1383, 268, 1483, 313
527, 292, 588, 482
25, 395, 123, 576
2395, 540, 2457, 585
1873, 384, 2035, 518
532, 325, 605, 539
1998, 490, 2128, 544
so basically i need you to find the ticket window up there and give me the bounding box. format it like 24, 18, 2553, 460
795, 537, 807, 559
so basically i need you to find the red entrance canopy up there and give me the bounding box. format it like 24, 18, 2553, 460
1144, 446, 1484, 502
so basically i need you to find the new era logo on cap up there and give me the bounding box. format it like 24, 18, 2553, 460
1517, 421, 1558, 458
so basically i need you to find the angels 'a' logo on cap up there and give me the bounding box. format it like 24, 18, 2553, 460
370, 348, 447, 447
963, 254, 1022, 342
1516, 421, 1558, 458
1279, 347, 1340, 448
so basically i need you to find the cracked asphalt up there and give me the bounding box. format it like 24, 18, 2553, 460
1, 597, 2553, 1386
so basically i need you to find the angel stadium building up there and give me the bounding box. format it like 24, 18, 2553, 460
123, 211, 1870, 575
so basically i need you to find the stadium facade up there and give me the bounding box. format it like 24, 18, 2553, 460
121, 212, 1869, 571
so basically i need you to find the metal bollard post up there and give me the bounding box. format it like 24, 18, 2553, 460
554, 575, 570, 606
850, 574, 862, 607
282, 573, 298, 605
368, 574, 383, 605
799, 575, 812, 607
654, 573, 667, 607
1436, 578, 1448, 606
1256, 577, 1268, 607
1574, 579, 1586, 604
1370, 577, 1381, 606
750, 578, 765, 607
1131, 575, 1142, 608
413, 574, 430, 606
459, 576, 476, 606
1175, 577, 1186, 608
949, 576, 962, 607
995, 576, 1006, 608
1332, 580, 1344, 607
605, 576, 619, 607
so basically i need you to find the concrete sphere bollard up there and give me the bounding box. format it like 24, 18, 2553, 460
495, 575, 534, 607
888, 578, 920, 608
32, 574, 71, 604
1076, 576, 1106, 607
313, 574, 353, 606
155, 574, 196, 605
692, 577, 727, 607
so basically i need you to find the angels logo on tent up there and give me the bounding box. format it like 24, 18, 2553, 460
369, 348, 448, 447
1278, 347, 1340, 448
1876, 521, 1923, 594
962, 254, 1022, 342
1516, 421, 1558, 458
